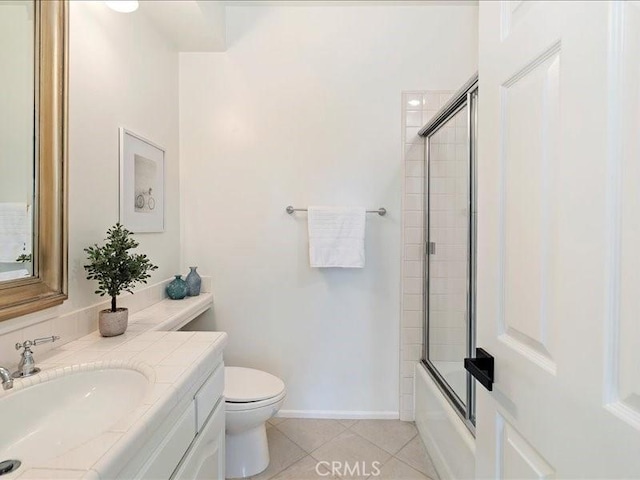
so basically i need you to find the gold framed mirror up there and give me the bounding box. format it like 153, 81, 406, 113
0, 0, 68, 321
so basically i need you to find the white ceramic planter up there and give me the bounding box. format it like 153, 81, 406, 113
98, 308, 128, 337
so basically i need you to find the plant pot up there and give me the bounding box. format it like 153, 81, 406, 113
98, 308, 128, 337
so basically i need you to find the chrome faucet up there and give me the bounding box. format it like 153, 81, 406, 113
0, 367, 13, 390
13, 336, 60, 378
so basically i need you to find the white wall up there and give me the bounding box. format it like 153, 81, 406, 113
180, 4, 478, 416
0, 2, 180, 365
69, 2, 180, 308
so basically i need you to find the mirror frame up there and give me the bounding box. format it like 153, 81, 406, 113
0, 0, 68, 321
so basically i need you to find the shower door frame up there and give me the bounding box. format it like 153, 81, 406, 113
419, 75, 478, 433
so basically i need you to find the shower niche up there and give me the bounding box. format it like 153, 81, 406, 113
420, 75, 478, 431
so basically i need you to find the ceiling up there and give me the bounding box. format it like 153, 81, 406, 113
139, 0, 477, 53
141, 0, 227, 52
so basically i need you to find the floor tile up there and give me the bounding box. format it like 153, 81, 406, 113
268, 417, 286, 426
246, 427, 306, 480
271, 455, 339, 480
350, 420, 418, 454
311, 431, 392, 480
337, 419, 358, 428
276, 419, 346, 453
395, 436, 439, 479
370, 457, 431, 480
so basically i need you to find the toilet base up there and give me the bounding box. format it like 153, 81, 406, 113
225, 423, 270, 478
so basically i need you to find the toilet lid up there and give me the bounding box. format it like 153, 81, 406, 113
225, 366, 285, 402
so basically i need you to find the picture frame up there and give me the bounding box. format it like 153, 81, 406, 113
119, 128, 165, 233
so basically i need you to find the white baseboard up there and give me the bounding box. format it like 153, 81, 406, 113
277, 410, 399, 420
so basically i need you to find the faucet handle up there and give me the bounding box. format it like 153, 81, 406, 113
15, 335, 60, 351
12, 335, 60, 379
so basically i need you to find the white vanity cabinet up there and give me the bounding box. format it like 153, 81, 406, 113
122, 360, 226, 480
172, 398, 225, 480
172, 360, 226, 480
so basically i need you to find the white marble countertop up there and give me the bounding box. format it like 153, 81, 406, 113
3, 293, 225, 480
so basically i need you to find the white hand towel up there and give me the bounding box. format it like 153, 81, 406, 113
0, 203, 31, 262
307, 206, 366, 268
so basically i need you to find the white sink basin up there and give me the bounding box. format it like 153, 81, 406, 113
0, 367, 150, 468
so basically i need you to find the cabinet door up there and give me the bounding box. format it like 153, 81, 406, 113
136, 402, 196, 480
172, 400, 225, 480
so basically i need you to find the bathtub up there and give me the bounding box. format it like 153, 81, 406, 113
414, 362, 475, 480
430, 361, 467, 403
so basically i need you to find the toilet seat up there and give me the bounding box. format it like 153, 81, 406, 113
224, 367, 286, 410
225, 389, 286, 411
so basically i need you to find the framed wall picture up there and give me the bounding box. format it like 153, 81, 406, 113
119, 128, 165, 233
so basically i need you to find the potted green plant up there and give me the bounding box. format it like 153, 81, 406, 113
84, 223, 158, 337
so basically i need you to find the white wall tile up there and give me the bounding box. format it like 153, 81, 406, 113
401, 394, 414, 413
423, 92, 441, 110
405, 177, 423, 194
404, 260, 423, 278
403, 345, 422, 361
404, 227, 423, 245
402, 360, 416, 376
402, 377, 414, 395
404, 194, 424, 211
404, 143, 424, 162
402, 310, 422, 328
404, 245, 423, 261
405, 110, 423, 127
403, 294, 423, 311
403, 278, 423, 295
405, 126, 423, 143
401, 90, 457, 421
405, 160, 424, 178
403, 211, 423, 228
402, 327, 423, 345
404, 93, 423, 110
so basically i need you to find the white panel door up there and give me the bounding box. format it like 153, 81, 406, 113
476, 1, 640, 478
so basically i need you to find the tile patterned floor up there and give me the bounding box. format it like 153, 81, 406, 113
230, 419, 439, 480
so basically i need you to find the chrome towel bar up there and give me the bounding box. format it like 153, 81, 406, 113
286, 206, 387, 216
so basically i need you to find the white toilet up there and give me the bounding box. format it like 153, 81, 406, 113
224, 366, 286, 479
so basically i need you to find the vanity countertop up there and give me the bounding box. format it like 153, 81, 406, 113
4, 293, 225, 480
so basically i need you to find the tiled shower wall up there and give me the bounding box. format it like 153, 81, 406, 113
400, 91, 453, 421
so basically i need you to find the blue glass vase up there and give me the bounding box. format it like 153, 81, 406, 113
185, 266, 201, 296
166, 275, 188, 300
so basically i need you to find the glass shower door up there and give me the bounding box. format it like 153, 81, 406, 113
422, 79, 477, 430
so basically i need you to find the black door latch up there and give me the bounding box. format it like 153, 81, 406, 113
464, 348, 494, 391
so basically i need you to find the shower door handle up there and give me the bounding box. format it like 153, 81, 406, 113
427, 242, 436, 255
464, 348, 494, 391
